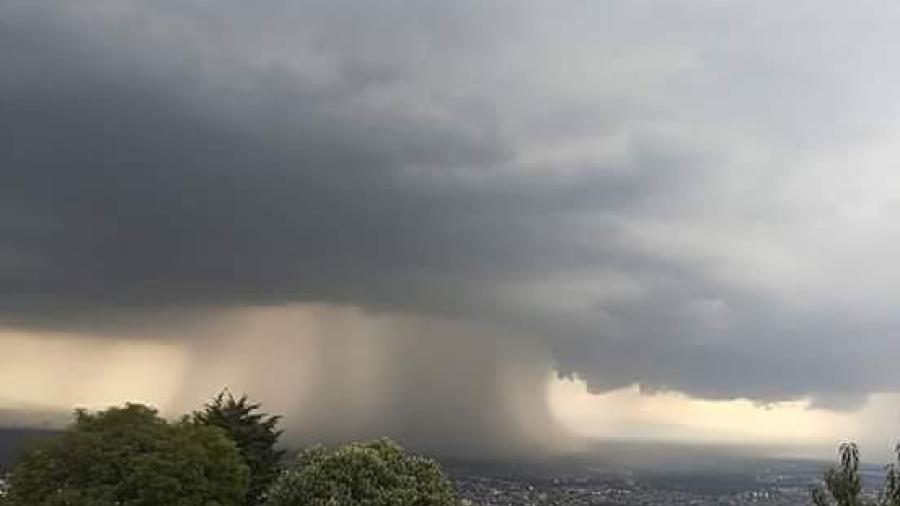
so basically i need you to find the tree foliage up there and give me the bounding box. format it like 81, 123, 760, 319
264, 438, 461, 506
813, 442, 863, 506
194, 390, 285, 505
4, 404, 249, 506
882, 445, 900, 506
812, 442, 900, 506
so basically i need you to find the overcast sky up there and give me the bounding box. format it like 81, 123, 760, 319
4, 1, 900, 458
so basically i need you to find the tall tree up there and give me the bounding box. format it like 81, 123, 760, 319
812, 442, 900, 506
880, 445, 900, 506
194, 390, 285, 505
813, 442, 864, 506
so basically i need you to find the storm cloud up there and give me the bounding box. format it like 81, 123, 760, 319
5, 0, 900, 446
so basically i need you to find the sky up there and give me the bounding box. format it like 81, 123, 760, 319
4, 0, 900, 460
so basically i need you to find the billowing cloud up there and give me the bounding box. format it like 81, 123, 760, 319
5, 1, 900, 450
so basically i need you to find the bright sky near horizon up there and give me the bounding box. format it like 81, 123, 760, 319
2, 305, 899, 461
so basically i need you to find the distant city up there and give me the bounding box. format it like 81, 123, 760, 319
444, 458, 884, 506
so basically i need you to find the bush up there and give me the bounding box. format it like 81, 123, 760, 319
264, 438, 461, 506
4, 404, 249, 506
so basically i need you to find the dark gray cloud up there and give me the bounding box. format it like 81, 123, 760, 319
4, 0, 900, 430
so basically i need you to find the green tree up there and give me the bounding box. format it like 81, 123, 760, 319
193, 390, 285, 505
880, 445, 900, 506
813, 442, 864, 506
4, 403, 248, 506
264, 438, 461, 506
813, 443, 900, 506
